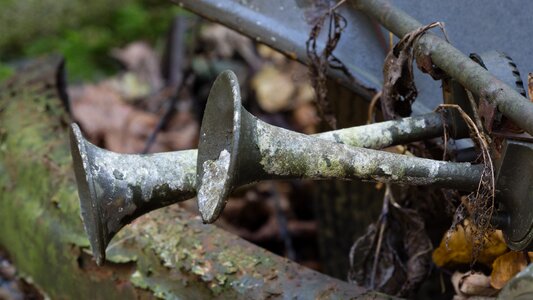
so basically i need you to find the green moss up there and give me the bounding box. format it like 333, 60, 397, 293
0, 0, 186, 81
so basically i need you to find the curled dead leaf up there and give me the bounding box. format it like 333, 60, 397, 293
349, 201, 432, 297
306, 1, 353, 129
381, 22, 446, 120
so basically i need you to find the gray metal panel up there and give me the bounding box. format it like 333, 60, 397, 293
393, 0, 533, 112
176, 0, 385, 99
177, 0, 532, 113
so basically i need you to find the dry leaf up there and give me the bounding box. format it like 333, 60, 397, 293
70, 76, 197, 153
349, 204, 432, 297
257, 44, 287, 65
201, 24, 261, 70
490, 251, 533, 289
306, 0, 353, 129
381, 22, 445, 120
110, 42, 163, 93
252, 65, 295, 113
292, 102, 319, 134
452, 271, 498, 298
432, 223, 507, 267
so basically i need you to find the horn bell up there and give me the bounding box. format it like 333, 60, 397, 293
69, 124, 196, 265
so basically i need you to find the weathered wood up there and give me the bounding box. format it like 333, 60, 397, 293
0, 57, 392, 299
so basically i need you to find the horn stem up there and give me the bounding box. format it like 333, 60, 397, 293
253, 112, 481, 190
315, 111, 446, 149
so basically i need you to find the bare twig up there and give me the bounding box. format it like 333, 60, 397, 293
438, 104, 495, 264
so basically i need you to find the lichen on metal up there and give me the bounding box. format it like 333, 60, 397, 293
317, 111, 444, 149
255, 117, 480, 187
197, 149, 231, 224
196, 70, 483, 223
70, 123, 197, 265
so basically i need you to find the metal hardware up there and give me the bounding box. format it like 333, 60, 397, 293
494, 140, 533, 250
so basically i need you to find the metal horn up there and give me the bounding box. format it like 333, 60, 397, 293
196, 70, 484, 223
69, 71, 474, 263
71, 107, 455, 264
69, 124, 196, 265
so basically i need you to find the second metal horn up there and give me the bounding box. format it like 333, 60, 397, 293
69, 124, 196, 265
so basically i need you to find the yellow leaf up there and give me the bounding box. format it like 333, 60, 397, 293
432, 222, 507, 267
490, 251, 531, 289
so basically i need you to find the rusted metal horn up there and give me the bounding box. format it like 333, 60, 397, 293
69, 106, 448, 264
69, 124, 196, 265
196, 70, 484, 223
70, 109, 453, 264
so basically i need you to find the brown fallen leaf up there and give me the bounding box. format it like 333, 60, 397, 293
201, 24, 261, 71
490, 251, 533, 289
292, 102, 319, 134
349, 192, 432, 297
70, 77, 198, 153
110, 41, 163, 93
257, 44, 287, 66
432, 222, 507, 267
381, 22, 446, 120
452, 271, 498, 298
252, 65, 295, 113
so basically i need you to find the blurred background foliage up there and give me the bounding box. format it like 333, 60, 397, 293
0, 0, 185, 81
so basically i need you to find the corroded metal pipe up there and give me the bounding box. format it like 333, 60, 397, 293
70, 98, 446, 264
70, 125, 196, 265
196, 71, 483, 223
352, 0, 533, 136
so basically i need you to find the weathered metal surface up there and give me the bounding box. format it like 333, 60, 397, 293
494, 140, 533, 251
318, 111, 447, 148
196, 71, 483, 223
70, 124, 197, 265
352, 0, 533, 136
0, 57, 394, 299
175, 0, 533, 115
173, 0, 383, 101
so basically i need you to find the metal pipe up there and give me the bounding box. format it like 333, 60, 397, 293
352, 0, 533, 136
